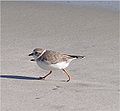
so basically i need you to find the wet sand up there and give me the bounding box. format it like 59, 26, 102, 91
1, 1, 119, 111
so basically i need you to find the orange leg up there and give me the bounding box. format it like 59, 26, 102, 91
39, 71, 52, 80
62, 69, 71, 82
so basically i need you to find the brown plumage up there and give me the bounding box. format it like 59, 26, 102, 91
39, 50, 73, 64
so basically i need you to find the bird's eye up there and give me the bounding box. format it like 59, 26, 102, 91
35, 52, 38, 55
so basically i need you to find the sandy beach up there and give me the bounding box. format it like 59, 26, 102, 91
1, 1, 119, 111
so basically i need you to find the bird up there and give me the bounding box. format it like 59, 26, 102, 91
29, 48, 85, 82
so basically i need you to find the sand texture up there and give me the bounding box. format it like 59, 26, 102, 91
1, 1, 119, 111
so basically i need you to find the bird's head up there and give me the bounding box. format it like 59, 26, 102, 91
29, 48, 45, 61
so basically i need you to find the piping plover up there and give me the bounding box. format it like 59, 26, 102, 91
29, 48, 85, 82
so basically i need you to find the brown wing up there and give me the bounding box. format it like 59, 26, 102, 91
41, 50, 71, 64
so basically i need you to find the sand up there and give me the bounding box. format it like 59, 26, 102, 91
1, 1, 119, 111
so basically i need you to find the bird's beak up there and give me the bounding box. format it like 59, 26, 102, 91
29, 53, 35, 61
28, 53, 33, 56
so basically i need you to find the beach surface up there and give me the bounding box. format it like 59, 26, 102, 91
1, 1, 119, 111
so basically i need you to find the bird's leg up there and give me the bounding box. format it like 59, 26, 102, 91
62, 69, 71, 82
43, 71, 52, 79
39, 71, 52, 80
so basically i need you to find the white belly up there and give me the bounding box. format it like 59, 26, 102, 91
36, 60, 70, 70
50, 62, 70, 69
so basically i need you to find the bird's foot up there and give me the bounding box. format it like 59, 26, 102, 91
66, 79, 70, 82
38, 77, 45, 80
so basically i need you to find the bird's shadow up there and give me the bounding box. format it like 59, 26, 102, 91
0, 75, 42, 80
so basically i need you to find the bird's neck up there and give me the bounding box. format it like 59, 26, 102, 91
37, 49, 46, 59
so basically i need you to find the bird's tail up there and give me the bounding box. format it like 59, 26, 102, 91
69, 55, 85, 59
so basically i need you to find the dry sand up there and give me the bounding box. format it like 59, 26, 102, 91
1, 1, 119, 111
